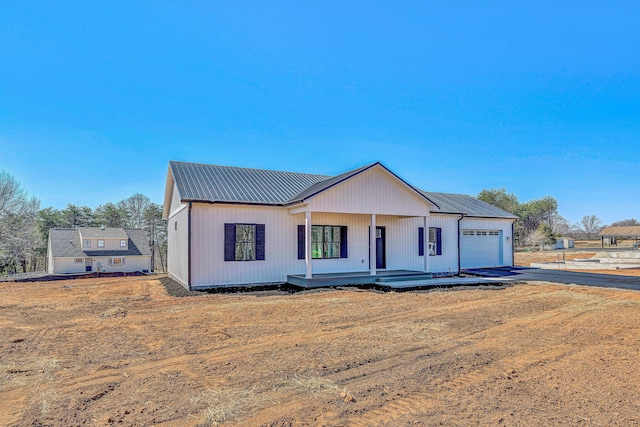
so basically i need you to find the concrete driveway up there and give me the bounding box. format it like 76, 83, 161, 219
464, 266, 640, 291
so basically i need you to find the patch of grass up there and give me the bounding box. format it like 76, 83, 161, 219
99, 306, 128, 318
189, 388, 263, 426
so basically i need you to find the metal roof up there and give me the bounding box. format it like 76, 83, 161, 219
170, 161, 330, 205
168, 161, 515, 219
420, 191, 518, 219
49, 228, 151, 258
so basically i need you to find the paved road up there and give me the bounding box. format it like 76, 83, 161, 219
514, 268, 640, 290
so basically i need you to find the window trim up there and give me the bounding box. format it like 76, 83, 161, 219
74, 258, 83, 263
120, 239, 127, 248
109, 257, 125, 266
311, 225, 342, 259
97, 239, 105, 248
297, 225, 348, 260
83, 240, 91, 248
224, 223, 266, 262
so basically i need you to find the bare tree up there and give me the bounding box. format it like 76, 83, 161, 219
577, 215, 603, 240
548, 212, 571, 236
121, 193, 151, 229
0, 171, 42, 274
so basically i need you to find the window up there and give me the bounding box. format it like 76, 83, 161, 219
109, 257, 125, 266
312, 225, 341, 259
429, 227, 442, 256
74, 258, 83, 263
462, 230, 474, 236
489, 231, 500, 236
120, 239, 127, 248
174, 221, 177, 231
224, 223, 265, 261
297, 225, 348, 260
418, 227, 442, 256
83, 240, 91, 248
97, 239, 105, 248
476, 231, 488, 236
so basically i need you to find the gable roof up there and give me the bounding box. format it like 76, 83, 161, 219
79, 227, 129, 239
168, 161, 438, 208
420, 191, 518, 219
49, 228, 151, 258
166, 161, 515, 220
599, 225, 640, 236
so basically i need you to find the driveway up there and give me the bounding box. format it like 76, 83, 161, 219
464, 266, 640, 291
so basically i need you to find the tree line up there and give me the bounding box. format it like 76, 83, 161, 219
477, 188, 636, 247
0, 170, 167, 275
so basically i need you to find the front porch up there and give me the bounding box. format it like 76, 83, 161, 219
287, 269, 433, 288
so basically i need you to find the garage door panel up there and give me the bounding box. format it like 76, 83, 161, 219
461, 230, 502, 268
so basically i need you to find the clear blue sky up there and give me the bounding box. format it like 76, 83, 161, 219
1, 1, 639, 225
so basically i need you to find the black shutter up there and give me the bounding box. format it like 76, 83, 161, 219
297, 225, 305, 259
224, 224, 236, 261
340, 226, 348, 258
255, 224, 265, 261
436, 227, 442, 255
418, 227, 424, 256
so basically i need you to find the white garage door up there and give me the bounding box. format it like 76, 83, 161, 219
460, 230, 503, 269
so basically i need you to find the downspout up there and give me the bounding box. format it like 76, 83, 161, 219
457, 214, 464, 273
188, 202, 192, 291
511, 221, 515, 266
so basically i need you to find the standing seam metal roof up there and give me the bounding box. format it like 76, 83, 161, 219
170, 161, 330, 205
168, 161, 517, 219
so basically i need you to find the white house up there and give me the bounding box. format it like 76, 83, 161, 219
162, 161, 517, 290
47, 227, 152, 274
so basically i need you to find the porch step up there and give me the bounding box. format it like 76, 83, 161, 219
376, 273, 433, 283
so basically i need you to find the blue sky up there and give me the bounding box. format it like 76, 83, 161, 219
1, 1, 638, 225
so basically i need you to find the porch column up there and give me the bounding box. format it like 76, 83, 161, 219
370, 214, 377, 276
305, 211, 313, 279
423, 216, 430, 273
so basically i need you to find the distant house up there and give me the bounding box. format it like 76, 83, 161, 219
47, 227, 151, 274
554, 237, 574, 250
599, 226, 640, 247
162, 161, 517, 290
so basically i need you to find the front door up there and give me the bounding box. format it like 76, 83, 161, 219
375, 226, 386, 269
85, 258, 92, 272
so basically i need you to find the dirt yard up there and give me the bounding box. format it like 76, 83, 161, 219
2, 276, 640, 426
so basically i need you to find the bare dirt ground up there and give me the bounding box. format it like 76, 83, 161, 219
516, 250, 640, 277
2, 276, 640, 426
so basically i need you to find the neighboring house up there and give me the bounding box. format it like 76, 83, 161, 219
599, 226, 640, 247
554, 237, 575, 250
162, 161, 517, 290
48, 227, 152, 274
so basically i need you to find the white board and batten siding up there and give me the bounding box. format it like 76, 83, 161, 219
460, 218, 513, 268
427, 214, 462, 274
302, 167, 433, 216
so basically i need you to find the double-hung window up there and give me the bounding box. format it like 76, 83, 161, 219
120, 239, 127, 248
419, 227, 442, 256
224, 223, 265, 261
298, 225, 348, 259
83, 240, 91, 248
97, 239, 105, 248
312, 225, 341, 259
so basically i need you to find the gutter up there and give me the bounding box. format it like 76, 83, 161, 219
457, 214, 464, 273
188, 202, 192, 291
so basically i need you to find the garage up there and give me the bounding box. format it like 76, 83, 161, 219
460, 229, 503, 268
